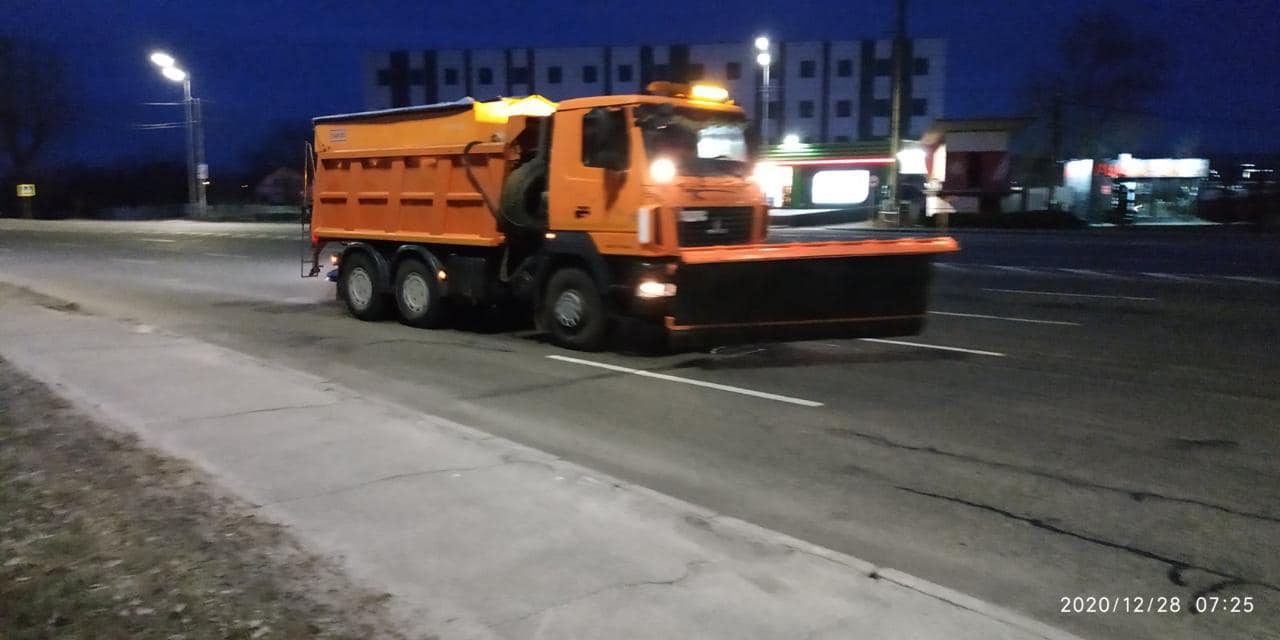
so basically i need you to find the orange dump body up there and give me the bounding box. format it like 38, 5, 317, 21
311, 97, 555, 247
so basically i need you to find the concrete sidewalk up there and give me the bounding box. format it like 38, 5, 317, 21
0, 289, 1080, 640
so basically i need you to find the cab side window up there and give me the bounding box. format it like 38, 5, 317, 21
582, 107, 629, 171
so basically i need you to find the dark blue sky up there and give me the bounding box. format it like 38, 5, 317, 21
5, 0, 1279, 173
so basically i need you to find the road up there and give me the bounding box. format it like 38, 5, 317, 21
2, 219, 1278, 640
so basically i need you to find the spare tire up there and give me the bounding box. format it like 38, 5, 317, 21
499, 159, 548, 232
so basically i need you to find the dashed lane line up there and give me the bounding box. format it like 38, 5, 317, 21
545, 355, 824, 407
981, 288, 1158, 302
859, 338, 1007, 358
928, 310, 1081, 326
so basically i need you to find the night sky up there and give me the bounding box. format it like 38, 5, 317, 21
5, 0, 1279, 173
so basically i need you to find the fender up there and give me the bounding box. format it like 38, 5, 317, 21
340, 242, 392, 291
536, 231, 610, 294
393, 244, 450, 297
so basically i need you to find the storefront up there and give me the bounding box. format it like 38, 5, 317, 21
1062, 154, 1210, 223
755, 140, 899, 212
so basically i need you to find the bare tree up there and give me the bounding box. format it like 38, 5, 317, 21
0, 38, 71, 207
1022, 10, 1172, 165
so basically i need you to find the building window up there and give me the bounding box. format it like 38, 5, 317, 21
874, 99, 890, 116
799, 100, 815, 118
478, 67, 493, 85
510, 67, 529, 84
799, 60, 816, 78
911, 98, 927, 116
836, 100, 852, 118
547, 66, 562, 84
913, 57, 930, 75
726, 62, 741, 80
688, 63, 705, 80
837, 59, 852, 77
376, 69, 391, 86
618, 64, 633, 82
583, 65, 598, 83
444, 68, 458, 85
874, 59, 891, 76
768, 100, 782, 119
653, 63, 670, 79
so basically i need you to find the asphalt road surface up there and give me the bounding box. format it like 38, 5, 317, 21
2, 220, 1278, 640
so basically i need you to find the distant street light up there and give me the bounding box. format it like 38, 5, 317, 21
755, 36, 772, 145
149, 52, 175, 68
160, 66, 186, 83
148, 51, 207, 212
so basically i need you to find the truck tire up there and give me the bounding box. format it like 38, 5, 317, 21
499, 160, 548, 231
543, 267, 608, 351
339, 252, 390, 321
393, 259, 448, 328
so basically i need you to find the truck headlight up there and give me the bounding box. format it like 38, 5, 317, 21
649, 158, 677, 183
636, 280, 677, 298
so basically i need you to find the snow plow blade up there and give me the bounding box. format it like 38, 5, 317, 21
667, 237, 959, 348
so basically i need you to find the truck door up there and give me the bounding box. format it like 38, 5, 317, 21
550, 107, 640, 240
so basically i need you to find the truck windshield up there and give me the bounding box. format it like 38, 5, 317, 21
636, 105, 749, 177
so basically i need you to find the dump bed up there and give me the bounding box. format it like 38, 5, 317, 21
310, 96, 556, 247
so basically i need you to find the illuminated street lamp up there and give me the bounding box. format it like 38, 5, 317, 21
755, 36, 772, 145
149, 51, 207, 211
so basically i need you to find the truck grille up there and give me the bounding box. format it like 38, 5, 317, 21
676, 207, 753, 247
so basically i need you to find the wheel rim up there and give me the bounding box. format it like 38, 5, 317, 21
348, 267, 373, 309
552, 290, 584, 330
402, 272, 430, 314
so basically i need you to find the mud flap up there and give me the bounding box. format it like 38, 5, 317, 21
668, 252, 937, 347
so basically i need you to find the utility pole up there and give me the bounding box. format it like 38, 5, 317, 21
886, 0, 907, 225
1048, 91, 1063, 209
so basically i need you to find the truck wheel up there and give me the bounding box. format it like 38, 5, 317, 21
543, 268, 608, 351
394, 259, 447, 328
339, 252, 389, 321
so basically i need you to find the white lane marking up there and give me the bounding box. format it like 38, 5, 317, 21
1142, 272, 1210, 283
113, 258, 158, 265
140, 237, 177, 243
203, 252, 250, 259
860, 338, 1006, 357
985, 265, 1040, 274
928, 310, 1081, 326
934, 262, 964, 270
982, 288, 1157, 302
1222, 275, 1280, 285
1058, 268, 1120, 279
545, 355, 824, 407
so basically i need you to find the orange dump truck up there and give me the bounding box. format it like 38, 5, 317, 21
307, 83, 957, 351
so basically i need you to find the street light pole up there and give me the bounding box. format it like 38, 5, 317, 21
151, 52, 207, 213
182, 77, 198, 208
755, 36, 772, 146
